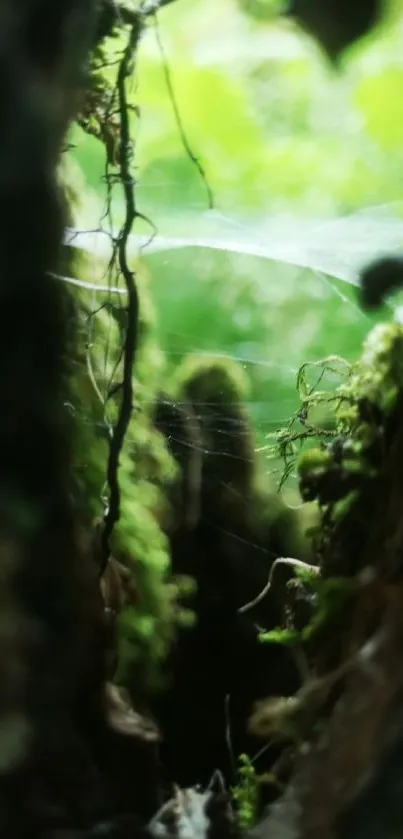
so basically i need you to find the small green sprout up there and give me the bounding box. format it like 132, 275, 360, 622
231, 754, 259, 829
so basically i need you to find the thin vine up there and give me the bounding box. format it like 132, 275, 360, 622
101, 17, 144, 572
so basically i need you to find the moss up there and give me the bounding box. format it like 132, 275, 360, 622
298, 448, 331, 478
331, 489, 361, 523
338, 323, 403, 430
297, 324, 403, 517
231, 754, 259, 829
57, 172, 180, 690
172, 354, 251, 404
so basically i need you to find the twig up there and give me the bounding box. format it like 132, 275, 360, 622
153, 12, 214, 210
238, 558, 320, 616
101, 19, 143, 572
50, 271, 126, 295
224, 693, 237, 780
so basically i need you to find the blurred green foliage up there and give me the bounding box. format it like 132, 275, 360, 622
68, 0, 403, 496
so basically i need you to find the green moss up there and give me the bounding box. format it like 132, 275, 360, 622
298, 449, 331, 474
171, 353, 251, 405
259, 627, 301, 645
339, 323, 403, 429
331, 489, 361, 522
296, 323, 403, 518
302, 576, 354, 641
171, 353, 255, 498
231, 754, 259, 829
58, 175, 179, 689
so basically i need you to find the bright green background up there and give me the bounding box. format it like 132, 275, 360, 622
69, 0, 403, 496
